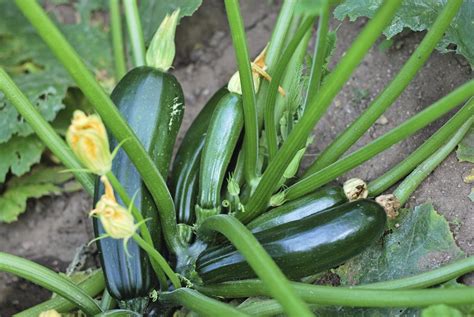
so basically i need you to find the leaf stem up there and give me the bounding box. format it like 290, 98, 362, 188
15, 270, 105, 317
284, 81, 474, 202
265, 17, 315, 161
160, 288, 249, 317
105, 172, 168, 288
99, 289, 116, 311
240, 0, 403, 222
132, 234, 181, 289
303, 0, 330, 107
0, 68, 94, 195
368, 98, 474, 195
224, 0, 259, 185
0, 252, 102, 315
109, 0, 127, 78
303, 0, 464, 176
394, 115, 473, 205
199, 215, 313, 317
15, 0, 182, 255
123, 0, 146, 67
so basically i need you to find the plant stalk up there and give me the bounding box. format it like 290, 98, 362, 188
284, 81, 474, 202
109, 0, 127, 79
15, 0, 182, 255
368, 98, 474, 195
199, 215, 313, 317
0, 68, 95, 194
240, 0, 403, 222
0, 252, 102, 315
123, 0, 146, 67
303, 0, 464, 176
394, 115, 473, 205
224, 0, 259, 185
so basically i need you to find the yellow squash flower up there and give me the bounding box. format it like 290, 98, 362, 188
66, 110, 112, 176
39, 310, 61, 317
90, 176, 137, 243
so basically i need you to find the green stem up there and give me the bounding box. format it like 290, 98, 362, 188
224, 0, 259, 185
123, 0, 145, 67
240, 0, 403, 222
284, 80, 474, 202
132, 234, 181, 289
0, 68, 94, 195
15, 0, 181, 255
303, 0, 330, 107
0, 252, 102, 315
368, 98, 474, 195
199, 215, 313, 317
238, 299, 290, 317
109, 0, 127, 79
394, 116, 473, 205
197, 283, 474, 308
106, 172, 167, 288
15, 270, 104, 317
303, 0, 463, 176
99, 289, 116, 311
265, 17, 315, 161
160, 288, 249, 317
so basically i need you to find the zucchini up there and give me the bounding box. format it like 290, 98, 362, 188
196, 91, 244, 223
196, 199, 386, 284
247, 185, 347, 233
94, 66, 184, 300
170, 88, 227, 226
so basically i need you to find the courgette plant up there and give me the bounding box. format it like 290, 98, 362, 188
0, 0, 473, 316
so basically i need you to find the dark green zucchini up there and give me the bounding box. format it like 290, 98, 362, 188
196, 199, 386, 284
170, 88, 227, 226
94, 66, 184, 300
247, 185, 347, 233
196, 91, 243, 223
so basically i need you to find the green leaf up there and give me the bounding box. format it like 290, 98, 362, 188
422, 305, 462, 317
456, 124, 474, 163
316, 203, 464, 316
139, 0, 203, 43
0, 135, 44, 183
0, 165, 78, 223
0, 0, 113, 179
334, 0, 474, 67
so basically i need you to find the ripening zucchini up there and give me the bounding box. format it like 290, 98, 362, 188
196, 90, 244, 223
196, 199, 386, 284
170, 88, 227, 226
247, 185, 347, 233
94, 66, 184, 300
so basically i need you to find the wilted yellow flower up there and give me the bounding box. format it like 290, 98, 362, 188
228, 45, 285, 96
90, 176, 136, 242
39, 310, 61, 317
66, 110, 111, 176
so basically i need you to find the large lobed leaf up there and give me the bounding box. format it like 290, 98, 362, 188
456, 124, 474, 163
316, 203, 464, 316
334, 0, 474, 68
0, 0, 113, 181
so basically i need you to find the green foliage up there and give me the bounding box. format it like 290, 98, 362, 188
421, 305, 462, 317
334, 0, 474, 67
139, 0, 203, 43
0, 166, 79, 223
316, 203, 464, 316
0, 0, 113, 182
456, 124, 474, 163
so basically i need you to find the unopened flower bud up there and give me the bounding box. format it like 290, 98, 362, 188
269, 191, 286, 207
66, 110, 111, 176
146, 9, 180, 72
90, 176, 136, 241
227, 176, 240, 196
343, 178, 368, 201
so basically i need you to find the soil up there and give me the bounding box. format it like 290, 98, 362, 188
1, 0, 472, 315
